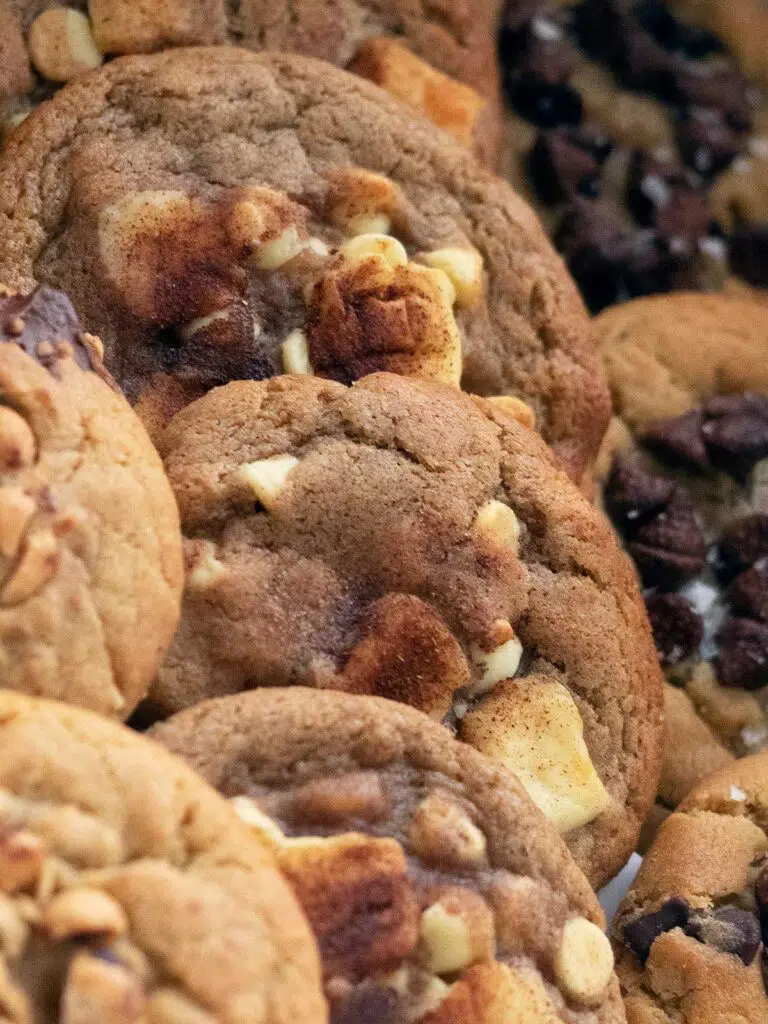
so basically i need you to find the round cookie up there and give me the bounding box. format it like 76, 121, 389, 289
0, 283, 183, 718
0, 47, 608, 485
150, 370, 662, 887
596, 292, 768, 809
152, 686, 626, 1024
0, 689, 326, 1024
614, 751, 768, 1023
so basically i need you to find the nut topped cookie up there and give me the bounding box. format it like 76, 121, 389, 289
597, 292, 768, 810
0, 47, 608, 484
0, 690, 326, 1024
614, 750, 768, 1023
149, 371, 662, 887
0, 283, 183, 718
152, 687, 626, 1024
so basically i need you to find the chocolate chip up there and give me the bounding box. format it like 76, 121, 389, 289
674, 67, 754, 133
702, 411, 768, 481
0, 286, 101, 377
718, 515, 768, 582
716, 617, 768, 689
614, 26, 679, 98
641, 410, 709, 471
331, 985, 401, 1024
629, 491, 707, 588
645, 592, 704, 665
528, 131, 601, 201
507, 79, 584, 127
623, 898, 690, 963
730, 224, 768, 287
626, 152, 708, 234
676, 108, 743, 177
685, 907, 762, 965
572, 0, 628, 63
728, 565, 768, 623
633, 0, 723, 58
604, 457, 676, 533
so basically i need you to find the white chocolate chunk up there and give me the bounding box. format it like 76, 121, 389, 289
347, 213, 392, 236
328, 169, 401, 236
28, 9, 103, 83
554, 917, 614, 1004
238, 455, 299, 510
474, 500, 520, 555
421, 248, 483, 307
409, 792, 487, 867
419, 904, 472, 974
187, 542, 228, 591
462, 680, 611, 833
281, 329, 314, 375
255, 225, 306, 270
340, 233, 408, 269
469, 627, 523, 695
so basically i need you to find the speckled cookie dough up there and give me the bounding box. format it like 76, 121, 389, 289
0, 283, 183, 718
153, 686, 626, 1024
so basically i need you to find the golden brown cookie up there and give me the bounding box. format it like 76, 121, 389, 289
0, 689, 326, 1023
597, 293, 768, 810
0, 283, 183, 718
152, 686, 626, 1024
0, 47, 607, 484
3, 0, 500, 163
148, 371, 662, 888
614, 751, 768, 1023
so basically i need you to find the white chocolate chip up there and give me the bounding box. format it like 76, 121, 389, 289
421, 248, 483, 307
462, 680, 611, 833
0, 530, 60, 606
339, 233, 408, 269
255, 225, 307, 270
0, 407, 36, 471
474, 500, 520, 556
328, 169, 401, 236
469, 627, 523, 695
43, 888, 128, 940
238, 455, 299, 510
419, 904, 473, 974
555, 917, 614, 1004
28, 9, 103, 83
229, 796, 285, 850
347, 213, 392, 235
409, 792, 487, 867
281, 329, 314, 375
187, 541, 228, 591
0, 490, 36, 560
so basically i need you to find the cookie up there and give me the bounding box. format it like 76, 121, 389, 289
596, 292, 768, 810
614, 751, 768, 1023
0, 47, 607, 485
497, 0, 768, 311
147, 370, 662, 887
2, 1, 500, 164
0, 283, 183, 718
0, 689, 326, 1023
152, 686, 625, 1024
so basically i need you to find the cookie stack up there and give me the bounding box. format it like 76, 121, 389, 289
0, 1, 764, 1021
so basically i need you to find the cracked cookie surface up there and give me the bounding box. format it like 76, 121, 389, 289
614, 750, 768, 1023
0, 283, 183, 718
152, 686, 626, 1024
0, 47, 607, 485
150, 370, 662, 888
0, 689, 326, 1024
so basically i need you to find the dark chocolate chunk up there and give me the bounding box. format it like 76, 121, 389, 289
626, 151, 709, 237
676, 108, 743, 177
604, 457, 675, 533
629, 491, 707, 588
716, 617, 768, 689
702, 411, 768, 480
730, 224, 768, 288
623, 898, 690, 963
0, 286, 101, 376
572, 0, 628, 63
718, 515, 768, 582
645, 592, 704, 665
528, 131, 601, 201
506, 79, 584, 127
685, 907, 762, 965
728, 564, 768, 623
641, 410, 709, 471
674, 67, 754, 133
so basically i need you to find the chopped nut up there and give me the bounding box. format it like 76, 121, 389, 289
419, 889, 495, 975
0, 894, 28, 959
288, 771, 388, 825
327, 169, 402, 237
0, 490, 36, 560
554, 917, 614, 1004
281, 329, 314, 375
229, 796, 285, 850
61, 952, 146, 1024
186, 541, 228, 591
0, 408, 36, 472
485, 395, 536, 430
409, 792, 486, 867
339, 233, 408, 269
237, 455, 299, 510
0, 529, 60, 606
474, 500, 520, 556
43, 887, 128, 940
0, 830, 44, 893
469, 626, 523, 695
28, 9, 103, 83
421, 248, 484, 308
147, 989, 216, 1024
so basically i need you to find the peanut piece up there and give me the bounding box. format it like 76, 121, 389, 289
28, 9, 103, 83
0, 408, 36, 472
554, 917, 614, 1004
238, 455, 299, 510
43, 888, 128, 940
0, 529, 60, 606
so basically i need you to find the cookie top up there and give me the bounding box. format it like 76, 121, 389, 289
0, 47, 608, 484
0, 283, 183, 718
0, 690, 326, 1024
149, 370, 662, 887
614, 750, 768, 1023
152, 686, 625, 1024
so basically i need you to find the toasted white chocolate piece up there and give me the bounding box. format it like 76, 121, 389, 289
328, 169, 401, 237
409, 791, 487, 867
28, 9, 103, 83
474, 500, 520, 556
255, 225, 306, 271
340, 233, 408, 269
554, 917, 614, 1004
469, 626, 523, 694
462, 680, 611, 833
421, 248, 483, 307
238, 455, 299, 510
419, 904, 473, 975
281, 329, 314, 375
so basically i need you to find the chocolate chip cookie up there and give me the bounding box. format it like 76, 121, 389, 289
0, 689, 326, 1024
614, 750, 768, 1023
0, 47, 607, 485
597, 292, 768, 809
2, 1, 501, 163
0, 283, 183, 718
152, 686, 626, 1024
148, 370, 662, 887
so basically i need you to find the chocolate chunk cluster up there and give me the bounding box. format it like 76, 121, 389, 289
604, 396, 768, 690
